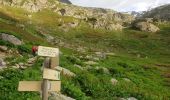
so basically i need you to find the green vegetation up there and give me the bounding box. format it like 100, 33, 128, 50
0, 5, 170, 100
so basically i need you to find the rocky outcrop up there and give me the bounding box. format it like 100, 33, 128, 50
134, 22, 160, 32
0, 33, 23, 45
0, 0, 134, 31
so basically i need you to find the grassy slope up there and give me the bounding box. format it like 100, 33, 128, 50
0, 5, 170, 100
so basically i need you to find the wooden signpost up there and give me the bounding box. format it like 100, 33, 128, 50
18, 46, 61, 100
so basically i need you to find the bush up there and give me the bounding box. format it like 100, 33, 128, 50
17, 44, 31, 54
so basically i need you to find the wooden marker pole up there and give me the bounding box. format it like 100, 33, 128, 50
42, 58, 50, 100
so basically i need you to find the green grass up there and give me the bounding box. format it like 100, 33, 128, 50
0, 5, 170, 100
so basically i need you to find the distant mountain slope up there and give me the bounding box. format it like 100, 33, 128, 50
59, 0, 72, 4
143, 4, 170, 21
0, 0, 134, 31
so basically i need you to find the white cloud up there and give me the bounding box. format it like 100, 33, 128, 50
70, 0, 170, 11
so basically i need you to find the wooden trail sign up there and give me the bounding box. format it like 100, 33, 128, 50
18, 46, 60, 100
18, 81, 61, 92
43, 68, 60, 80
38, 46, 59, 57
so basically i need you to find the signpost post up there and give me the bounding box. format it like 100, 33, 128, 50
18, 46, 61, 100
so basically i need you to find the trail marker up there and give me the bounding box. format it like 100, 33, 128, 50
18, 81, 61, 92
18, 46, 61, 100
43, 68, 60, 80
38, 46, 59, 57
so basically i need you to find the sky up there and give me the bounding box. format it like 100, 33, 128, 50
69, 0, 170, 12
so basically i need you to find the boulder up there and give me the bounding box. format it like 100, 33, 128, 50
127, 97, 138, 100
123, 78, 131, 82
102, 67, 110, 74
134, 22, 160, 32
0, 46, 8, 52
0, 33, 23, 45
110, 78, 118, 86
49, 92, 75, 100
74, 64, 83, 70
61, 67, 76, 77
84, 61, 98, 65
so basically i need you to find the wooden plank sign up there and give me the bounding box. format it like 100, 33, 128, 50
38, 46, 59, 57
43, 68, 60, 80
18, 81, 61, 92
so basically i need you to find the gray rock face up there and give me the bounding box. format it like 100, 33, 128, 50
134, 22, 160, 32
0, 33, 23, 45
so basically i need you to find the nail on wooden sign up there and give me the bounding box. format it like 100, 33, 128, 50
18, 81, 61, 92
38, 46, 59, 57
43, 68, 60, 80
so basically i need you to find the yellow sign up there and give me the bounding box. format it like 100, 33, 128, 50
43, 68, 60, 80
18, 81, 61, 92
38, 46, 59, 57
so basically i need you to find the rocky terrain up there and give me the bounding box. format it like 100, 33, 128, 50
0, 0, 170, 100
0, 0, 134, 31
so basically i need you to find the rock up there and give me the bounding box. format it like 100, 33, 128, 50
102, 67, 110, 74
106, 23, 123, 31
84, 61, 98, 65
0, 33, 23, 45
18, 62, 24, 66
95, 52, 106, 59
0, 46, 8, 52
27, 57, 37, 64
62, 67, 76, 77
74, 64, 83, 70
49, 92, 75, 100
123, 78, 131, 82
0, 76, 4, 79
127, 97, 138, 100
134, 22, 160, 32
110, 78, 118, 86
0, 58, 6, 68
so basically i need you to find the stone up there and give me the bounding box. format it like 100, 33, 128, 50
84, 61, 98, 65
27, 57, 37, 64
49, 92, 75, 100
102, 67, 110, 74
0, 33, 23, 45
0, 58, 6, 68
110, 78, 118, 86
134, 22, 160, 32
127, 97, 138, 100
62, 67, 76, 77
0, 76, 4, 79
123, 78, 131, 82
95, 52, 106, 59
74, 64, 83, 70
0, 46, 8, 52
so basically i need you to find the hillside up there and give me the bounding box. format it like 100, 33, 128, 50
142, 4, 170, 21
0, 0, 170, 100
